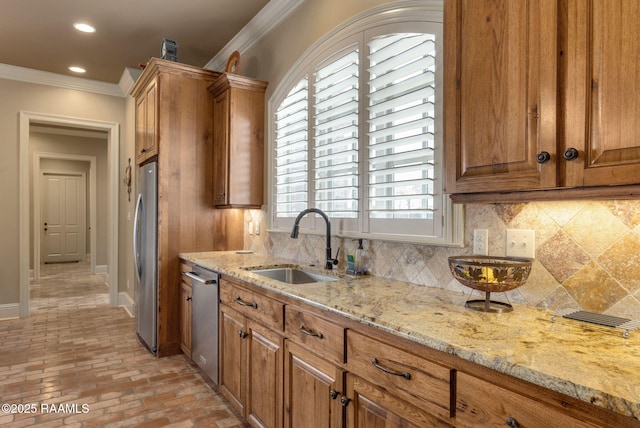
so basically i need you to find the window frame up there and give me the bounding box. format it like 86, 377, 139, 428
267, 1, 463, 246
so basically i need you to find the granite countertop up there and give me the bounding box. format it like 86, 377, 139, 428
180, 251, 640, 420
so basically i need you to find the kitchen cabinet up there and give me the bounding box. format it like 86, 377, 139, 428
283, 307, 345, 428
131, 59, 244, 357
218, 276, 285, 427
444, 0, 640, 201
179, 264, 192, 359
135, 78, 158, 165
456, 371, 601, 428
208, 73, 268, 208
344, 330, 453, 427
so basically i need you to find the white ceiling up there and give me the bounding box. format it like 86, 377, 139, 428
0, 0, 270, 83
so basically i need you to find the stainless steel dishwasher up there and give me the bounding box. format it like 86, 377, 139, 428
182, 266, 219, 383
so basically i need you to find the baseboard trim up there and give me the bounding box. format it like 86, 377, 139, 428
0, 303, 20, 320
119, 292, 135, 318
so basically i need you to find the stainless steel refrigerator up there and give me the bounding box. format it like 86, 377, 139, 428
133, 161, 158, 354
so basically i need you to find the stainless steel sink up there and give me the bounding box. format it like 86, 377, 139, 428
247, 267, 339, 284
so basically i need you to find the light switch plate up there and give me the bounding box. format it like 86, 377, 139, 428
506, 229, 535, 259
473, 229, 489, 255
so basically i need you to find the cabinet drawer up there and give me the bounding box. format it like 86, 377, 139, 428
346, 330, 452, 422
456, 372, 601, 428
220, 277, 284, 331
285, 306, 345, 365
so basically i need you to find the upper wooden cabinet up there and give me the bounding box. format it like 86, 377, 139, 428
444, 0, 640, 200
209, 73, 268, 208
135, 78, 158, 165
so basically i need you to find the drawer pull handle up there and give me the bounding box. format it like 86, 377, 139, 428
238, 330, 248, 339
506, 417, 520, 428
370, 358, 411, 380
235, 296, 258, 309
300, 325, 323, 339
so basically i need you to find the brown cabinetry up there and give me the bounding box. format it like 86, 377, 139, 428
209, 73, 268, 208
131, 59, 244, 357
179, 264, 192, 359
283, 306, 345, 428
135, 78, 158, 164
456, 371, 600, 428
444, 0, 640, 201
212, 273, 638, 428
344, 330, 453, 427
218, 276, 284, 427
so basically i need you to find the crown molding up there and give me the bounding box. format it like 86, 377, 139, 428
118, 67, 142, 96
0, 63, 125, 97
204, 0, 306, 72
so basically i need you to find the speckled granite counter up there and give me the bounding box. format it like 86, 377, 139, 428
180, 251, 640, 421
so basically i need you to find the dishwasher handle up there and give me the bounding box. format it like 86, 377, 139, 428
182, 271, 218, 285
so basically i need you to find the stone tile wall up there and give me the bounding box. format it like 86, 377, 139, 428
244, 200, 640, 318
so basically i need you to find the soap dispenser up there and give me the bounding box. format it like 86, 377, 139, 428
347, 239, 368, 275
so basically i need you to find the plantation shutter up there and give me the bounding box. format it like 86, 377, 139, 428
313, 48, 360, 219
274, 78, 309, 219
367, 33, 437, 224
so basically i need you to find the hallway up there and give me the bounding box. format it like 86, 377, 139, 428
0, 263, 243, 427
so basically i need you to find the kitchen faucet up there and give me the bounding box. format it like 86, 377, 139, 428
290, 208, 339, 269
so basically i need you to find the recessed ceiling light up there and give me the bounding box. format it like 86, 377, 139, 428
73, 22, 96, 33
69, 66, 86, 74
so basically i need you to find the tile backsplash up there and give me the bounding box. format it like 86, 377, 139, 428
244, 200, 640, 318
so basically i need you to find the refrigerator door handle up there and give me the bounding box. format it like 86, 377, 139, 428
133, 193, 144, 282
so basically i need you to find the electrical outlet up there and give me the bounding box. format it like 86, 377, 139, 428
473, 229, 489, 255
248, 221, 254, 236
506, 229, 535, 258
255, 221, 260, 235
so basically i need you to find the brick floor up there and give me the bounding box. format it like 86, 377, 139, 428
0, 262, 244, 427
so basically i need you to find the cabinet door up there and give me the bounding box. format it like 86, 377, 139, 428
219, 304, 247, 415
135, 79, 158, 165
284, 340, 343, 428
246, 319, 283, 428
179, 281, 192, 359
563, 0, 640, 187
344, 374, 453, 428
213, 90, 230, 206
444, 0, 558, 193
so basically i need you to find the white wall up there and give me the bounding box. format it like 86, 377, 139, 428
0, 77, 126, 305
29, 133, 109, 267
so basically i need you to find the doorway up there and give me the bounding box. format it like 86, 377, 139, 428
33, 153, 97, 279
19, 111, 119, 317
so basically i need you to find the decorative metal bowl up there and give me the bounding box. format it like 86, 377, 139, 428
448, 256, 533, 312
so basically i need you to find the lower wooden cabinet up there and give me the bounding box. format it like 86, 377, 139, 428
283, 306, 346, 427
218, 276, 285, 428
214, 275, 638, 428
344, 373, 453, 428
179, 280, 192, 359
455, 372, 601, 428
246, 319, 284, 428
219, 304, 246, 415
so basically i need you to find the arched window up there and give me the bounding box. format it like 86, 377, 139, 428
269, 2, 462, 244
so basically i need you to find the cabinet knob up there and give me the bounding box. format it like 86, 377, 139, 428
329, 389, 339, 400
238, 330, 248, 339
140, 148, 147, 154
562, 148, 579, 161
536, 151, 551, 164
186, 296, 192, 301
506, 417, 520, 428
340, 396, 351, 407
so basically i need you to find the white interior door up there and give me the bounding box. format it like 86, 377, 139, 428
41, 173, 87, 263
